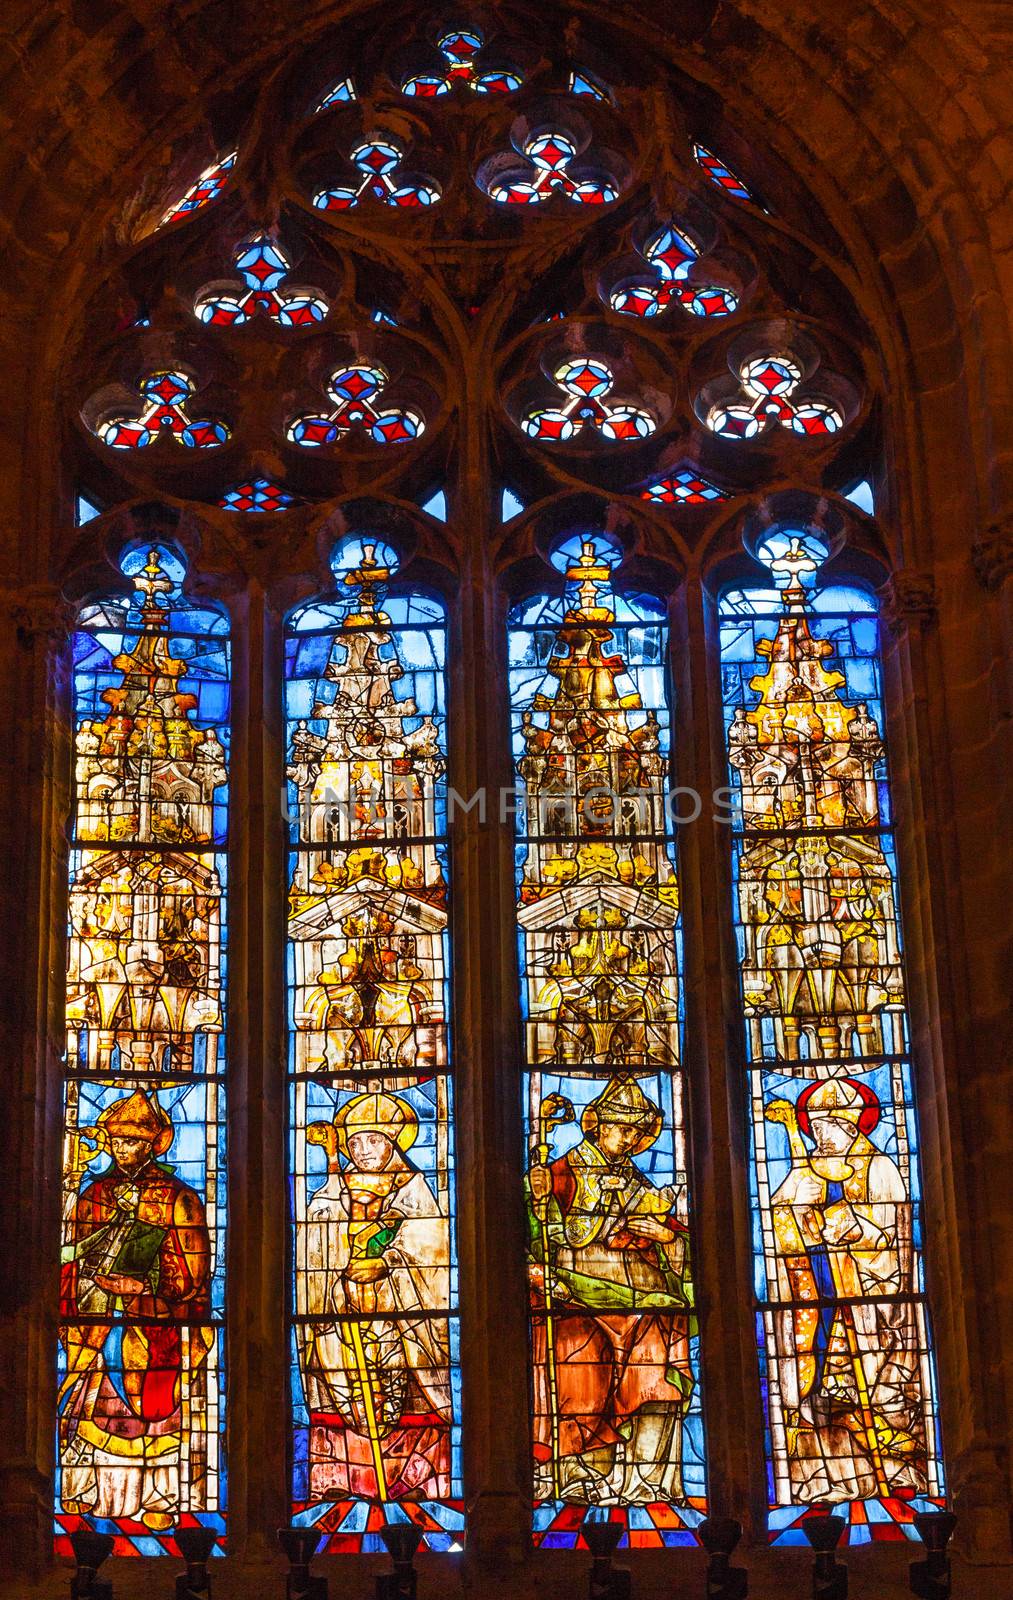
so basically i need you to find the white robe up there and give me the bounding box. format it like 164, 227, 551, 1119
300, 1168, 451, 1423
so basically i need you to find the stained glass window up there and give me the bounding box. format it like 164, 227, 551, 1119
157, 151, 237, 229
522, 358, 656, 443
288, 365, 424, 448
94, 371, 230, 452
76, 491, 103, 525
608, 222, 739, 321
844, 480, 875, 515
692, 143, 753, 204
568, 69, 612, 102
705, 355, 843, 441
313, 139, 442, 211
401, 27, 523, 96
638, 469, 729, 506
502, 486, 526, 521
218, 478, 296, 513
509, 535, 705, 1549
419, 488, 447, 521
285, 538, 463, 1552
315, 77, 356, 111
482, 132, 619, 206
194, 236, 328, 328
719, 532, 944, 1544
50, 18, 959, 1573
59, 545, 229, 1556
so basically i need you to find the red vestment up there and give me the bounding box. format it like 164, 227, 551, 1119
531, 1151, 693, 1464
61, 1162, 211, 1432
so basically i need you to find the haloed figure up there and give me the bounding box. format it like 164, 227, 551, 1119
767, 1076, 928, 1501
526, 1077, 695, 1506
59, 1091, 212, 1529
300, 1092, 452, 1503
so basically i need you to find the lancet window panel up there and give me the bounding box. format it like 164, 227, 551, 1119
59, 545, 230, 1556
508, 536, 705, 1550
284, 538, 462, 1553
718, 533, 944, 1545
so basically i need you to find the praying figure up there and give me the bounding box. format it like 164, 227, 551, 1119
766, 1076, 928, 1501
526, 1076, 695, 1505
58, 1090, 213, 1529
299, 1091, 453, 1503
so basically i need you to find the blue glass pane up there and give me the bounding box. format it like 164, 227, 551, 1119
420, 488, 447, 521
76, 492, 102, 525
501, 486, 525, 521
844, 479, 875, 514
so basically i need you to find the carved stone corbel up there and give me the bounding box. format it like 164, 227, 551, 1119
0, 584, 74, 648
971, 518, 1013, 593
877, 568, 938, 634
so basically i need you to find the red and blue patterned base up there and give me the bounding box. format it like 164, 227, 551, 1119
533, 1498, 707, 1549
55, 1510, 225, 1560
292, 1497, 465, 1553
769, 1492, 948, 1546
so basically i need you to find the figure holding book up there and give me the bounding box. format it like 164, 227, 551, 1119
58, 1090, 213, 1529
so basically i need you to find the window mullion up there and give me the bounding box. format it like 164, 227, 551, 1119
447, 539, 532, 1563
0, 590, 72, 1575
226, 581, 290, 1557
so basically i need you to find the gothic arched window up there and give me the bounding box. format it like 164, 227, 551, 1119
40, 4, 957, 1576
